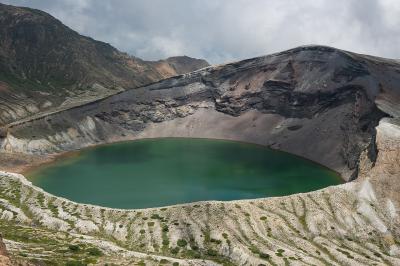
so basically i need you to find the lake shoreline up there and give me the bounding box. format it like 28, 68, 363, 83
16, 136, 345, 181
25, 138, 343, 209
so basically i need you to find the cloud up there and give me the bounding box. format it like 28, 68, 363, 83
2, 0, 400, 63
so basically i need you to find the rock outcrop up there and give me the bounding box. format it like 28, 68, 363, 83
2, 45, 399, 181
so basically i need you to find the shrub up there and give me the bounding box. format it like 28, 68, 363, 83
206, 249, 218, 256
171, 247, 180, 254
87, 247, 103, 256
249, 245, 260, 254
259, 252, 270, 259
177, 239, 187, 247
151, 214, 162, 220
210, 238, 222, 245
186, 249, 201, 259
162, 224, 169, 232
68, 245, 80, 252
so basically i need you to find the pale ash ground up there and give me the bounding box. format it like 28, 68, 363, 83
0, 117, 399, 266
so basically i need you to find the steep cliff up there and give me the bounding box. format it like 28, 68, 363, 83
3, 45, 399, 180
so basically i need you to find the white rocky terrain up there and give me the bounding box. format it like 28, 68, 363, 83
0, 44, 399, 265
0, 118, 399, 266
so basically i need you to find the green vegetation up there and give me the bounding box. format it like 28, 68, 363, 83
0, 220, 103, 265
171, 247, 180, 254
162, 224, 169, 232
87, 247, 103, 256
69, 245, 80, 252
276, 249, 285, 257
249, 245, 270, 260
210, 238, 222, 245
206, 249, 218, 256
177, 239, 187, 247
259, 252, 270, 259
147, 222, 155, 226
66, 261, 86, 266
151, 213, 162, 220
159, 259, 169, 264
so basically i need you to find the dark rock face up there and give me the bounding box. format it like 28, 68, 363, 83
0, 3, 208, 125
3, 45, 399, 180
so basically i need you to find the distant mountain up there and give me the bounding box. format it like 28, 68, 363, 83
0, 3, 209, 125
150, 56, 210, 78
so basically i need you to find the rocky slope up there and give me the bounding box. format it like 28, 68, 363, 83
0, 118, 399, 265
0, 3, 208, 126
0, 8, 400, 263
150, 56, 210, 78
2, 45, 399, 181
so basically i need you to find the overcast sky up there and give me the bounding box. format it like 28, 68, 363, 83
3, 0, 400, 64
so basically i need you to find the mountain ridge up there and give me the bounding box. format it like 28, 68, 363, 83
0, 3, 209, 125
2, 44, 399, 182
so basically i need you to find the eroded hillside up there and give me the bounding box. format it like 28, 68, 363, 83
0, 3, 208, 125
2, 46, 399, 181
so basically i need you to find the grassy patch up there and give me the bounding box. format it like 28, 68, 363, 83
177, 239, 187, 247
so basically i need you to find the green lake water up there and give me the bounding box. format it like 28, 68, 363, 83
27, 138, 342, 209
